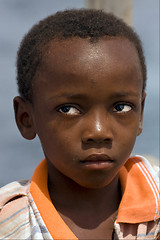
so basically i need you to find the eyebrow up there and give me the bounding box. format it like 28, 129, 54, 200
110, 92, 140, 98
47, 91, 140, 103
48, 93, 89, 101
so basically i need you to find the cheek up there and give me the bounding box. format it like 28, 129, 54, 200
38, 123, 79, 160
114, 118, 140, 154
117, 112, 141, 135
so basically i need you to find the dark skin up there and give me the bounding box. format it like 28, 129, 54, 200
14, 37, 145, 239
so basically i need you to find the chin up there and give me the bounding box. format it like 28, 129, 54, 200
75, 176, 116, 190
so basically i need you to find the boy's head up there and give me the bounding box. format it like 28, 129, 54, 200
14, 9, 146, 189
16, 9, 146, 103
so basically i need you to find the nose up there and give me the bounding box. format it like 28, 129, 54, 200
81, 110, 113, 145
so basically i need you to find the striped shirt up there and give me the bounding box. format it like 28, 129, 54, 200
0, 155, 159, 239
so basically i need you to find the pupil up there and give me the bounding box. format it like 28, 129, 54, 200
116, 105, 124, 111
62, 106, 70, 113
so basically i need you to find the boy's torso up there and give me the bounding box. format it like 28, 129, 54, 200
0, 156, 159, 240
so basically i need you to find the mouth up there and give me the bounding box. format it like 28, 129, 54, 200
80, 154, 114, 170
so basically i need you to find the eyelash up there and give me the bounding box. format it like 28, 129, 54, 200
57, 105, 81, 116
56, 103, 134, 116
113, 103, 133, 113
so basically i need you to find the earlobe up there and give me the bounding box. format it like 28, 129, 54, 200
13, 96, 36, 140
137, 92, 146, 136
137, 124, 143, 136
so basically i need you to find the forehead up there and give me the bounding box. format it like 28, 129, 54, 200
41, 37, 140, 67
38, 37, 142, 77
34, 37, 143, 97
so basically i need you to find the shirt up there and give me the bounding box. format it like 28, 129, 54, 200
0, 155, 159, 239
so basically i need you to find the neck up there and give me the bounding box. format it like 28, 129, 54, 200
48, 162, 121, 214
47, 161, 121, 235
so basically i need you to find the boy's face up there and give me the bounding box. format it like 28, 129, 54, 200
16, 37, 145, 189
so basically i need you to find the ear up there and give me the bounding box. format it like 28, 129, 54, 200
13, 96, 36, 140
137, 92, 146, 136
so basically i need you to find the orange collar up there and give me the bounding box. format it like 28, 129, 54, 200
30, 157, 159, 239
117, 156, 159, 223
30, 159, 78, 240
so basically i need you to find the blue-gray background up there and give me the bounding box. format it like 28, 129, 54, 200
0, 0, 159, 187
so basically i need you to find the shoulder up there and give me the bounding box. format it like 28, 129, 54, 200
0, 180, 31, 239
140, 154, 159, 178
129, 154, 159, 184
0, 180, 30, 207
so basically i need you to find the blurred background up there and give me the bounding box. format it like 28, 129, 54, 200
0, 0, 159, 187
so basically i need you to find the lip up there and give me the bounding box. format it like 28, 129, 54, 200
80, 154, 114, 170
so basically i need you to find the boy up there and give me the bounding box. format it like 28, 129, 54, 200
0, 9, 159, 240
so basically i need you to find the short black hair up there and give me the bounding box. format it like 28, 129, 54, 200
17, 9, 146, 102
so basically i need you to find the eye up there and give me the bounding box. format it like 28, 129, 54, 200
113, 104, 132, 113
57, 105, 81, 116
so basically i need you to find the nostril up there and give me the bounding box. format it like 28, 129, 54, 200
81, 129, 113, 144
82, 136, 95, 144
87, 138, 94, 143
84, 137, 112, 144
104, 138, 111, 142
